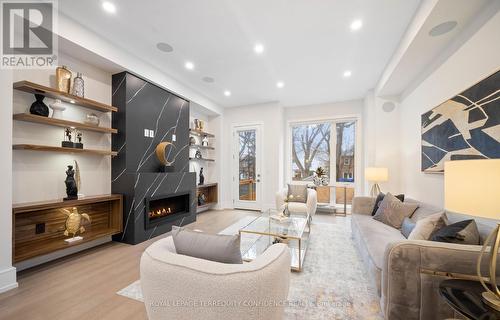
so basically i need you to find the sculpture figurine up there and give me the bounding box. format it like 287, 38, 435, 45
62, 207, 91, 239
199, 167, 205, 185
64, 165, 78, 200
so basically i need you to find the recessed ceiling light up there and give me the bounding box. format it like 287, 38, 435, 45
343, 70, 352, 78
202, 76, 215, 83
276, 81, 285, 88
224, 90, 231, 97
429, 21, 458, 37
102, 1, 116, 14
156, 42, 173, 53
254, 43, 264, 54
350, 19, 363, 31
185, 61, 194, 70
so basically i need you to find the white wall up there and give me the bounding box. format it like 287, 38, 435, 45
399, 10, 500, 207
0, 70, 17, 293
221, 103, 284, 210
12, 53, 112, 203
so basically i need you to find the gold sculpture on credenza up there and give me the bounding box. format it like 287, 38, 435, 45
155, 141, 176, 172
62, 207, 91, 243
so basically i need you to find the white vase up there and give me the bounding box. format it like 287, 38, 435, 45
49, 99, 66, 119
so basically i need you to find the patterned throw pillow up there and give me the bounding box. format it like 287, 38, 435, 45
373, 193, 419, 229
287, 184, 308, 203
408, 211, 448, 240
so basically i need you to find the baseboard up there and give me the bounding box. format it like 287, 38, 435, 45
0, 266, 18, 294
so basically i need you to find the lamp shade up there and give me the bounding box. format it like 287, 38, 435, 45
444, 159, 500, 219
365, 167, 388, 182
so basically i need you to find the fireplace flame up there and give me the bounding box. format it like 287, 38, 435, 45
149, 207, 173, 219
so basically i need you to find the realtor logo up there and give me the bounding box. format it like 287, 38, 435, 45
1, 0, 58, 68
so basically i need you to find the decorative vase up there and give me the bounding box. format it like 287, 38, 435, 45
195, 150, 202, 159
56, 65, 72, 93
189, 137, 196, 145
29, 94, 49, 117
201, 136, 209, 147
199, 167, 205, 185
49, 99, 66, 119
72, 72, 84, 98
84, 113, 100, 126
194, 119, 204, 131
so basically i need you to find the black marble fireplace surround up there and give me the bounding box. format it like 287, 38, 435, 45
111, 72, 196, 244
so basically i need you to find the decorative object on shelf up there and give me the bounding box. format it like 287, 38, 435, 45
155, 141, 175, 171
62, 207, 91, 243
64, 165, 78, 201
445, 159, 500, 311
194, 119, 204, 131
56, 65, 72, 93
84, 113, 100, 126
195, 150, 202, 159
49, 99, 65, 119
74, 160, 81, 192
281, 196, 290, 217
421, 70, 500, 173
313, 167, 328, 186
72, 72, 84, 98
198, 192, 206, 206
29, 94, 49, 117
365, 167, 388, 197
62, 127, 83, 149
199, 167, 205, 185
189, 136, 196, 146
201, 135, 209, 147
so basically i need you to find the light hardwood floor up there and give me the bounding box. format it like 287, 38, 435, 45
0, 209, 259, 320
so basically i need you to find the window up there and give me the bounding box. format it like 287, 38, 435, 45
290, 119, 357, 206
291, 122, 331, 181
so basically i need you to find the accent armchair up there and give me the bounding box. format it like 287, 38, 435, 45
141, 236, 291, 320
275, 186, 317, 218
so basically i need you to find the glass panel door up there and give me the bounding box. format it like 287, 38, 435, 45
233, 124, 262, 210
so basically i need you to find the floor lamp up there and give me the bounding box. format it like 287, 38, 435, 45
365, 167, 388, 197
445, 159, 500, 311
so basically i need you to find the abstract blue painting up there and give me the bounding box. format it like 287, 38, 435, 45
421, 70, 500, 172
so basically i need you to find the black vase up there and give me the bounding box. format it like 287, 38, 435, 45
29, 94, 49, 117
199, 167, 205, 185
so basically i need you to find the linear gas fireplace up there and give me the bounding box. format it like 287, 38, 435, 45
145, 192, 190, 229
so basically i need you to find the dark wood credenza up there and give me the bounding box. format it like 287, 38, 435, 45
12, 194, 123, 263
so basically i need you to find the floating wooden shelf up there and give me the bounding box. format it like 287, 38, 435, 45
13, 113, 117, 134
13, 194, 123, 263
13, 144, 117, 156
197, 183, 218, 189
189, 144, 214, 150
189, 129, 215, 137
13, 81, 117, 113
189, 157, 215, 162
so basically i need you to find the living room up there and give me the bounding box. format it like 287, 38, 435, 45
0, 0, 499, 319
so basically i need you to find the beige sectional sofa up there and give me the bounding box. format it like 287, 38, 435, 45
351, 196, 500, 320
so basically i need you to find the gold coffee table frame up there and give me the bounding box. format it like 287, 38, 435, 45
239, 210, 311, 272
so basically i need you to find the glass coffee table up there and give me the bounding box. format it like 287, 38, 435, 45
239, 209, 310, 271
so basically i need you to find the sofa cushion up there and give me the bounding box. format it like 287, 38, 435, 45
373, 193, 419, 229
371, 192, 405, 216
286, 202, 308, 214
431, 219, 480, 245
401, 217, 416, 238
171, 226, 243, 264
287, 184, 308, 203
352, 214, 405, 269
408, 211, 448, 240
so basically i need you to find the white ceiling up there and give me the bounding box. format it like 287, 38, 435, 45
59, 0, 422, 108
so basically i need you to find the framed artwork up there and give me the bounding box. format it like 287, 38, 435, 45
421, 70, 500, 173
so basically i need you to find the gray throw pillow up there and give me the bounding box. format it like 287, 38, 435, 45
287, 184, 308, 203
430, 219, 480, 245
408, 211, 448, 240
171, 226, 242, 264
373, 193, 419, 229
401, 217, 416, 238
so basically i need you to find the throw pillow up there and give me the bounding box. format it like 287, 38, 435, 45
371, 192, 405, 216
171, 226, 243, 264
430, 219, 480, 245
373, 193, 418, 228
401, 217, 416, 238
408, 211, 448, 240
287, 184, 308, 203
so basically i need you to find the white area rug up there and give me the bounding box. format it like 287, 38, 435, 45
117, 216, 382, 319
